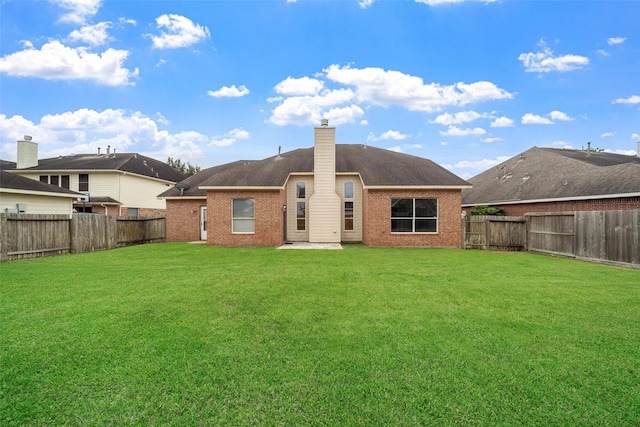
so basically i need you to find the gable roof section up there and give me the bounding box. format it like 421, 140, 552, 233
462, 147, 640, 205
199, 145, 469, 189
158, 161, 249, 198
7, 153, 186, 182
0, 170, 81, 197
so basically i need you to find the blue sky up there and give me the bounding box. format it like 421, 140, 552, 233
1, 0, 638, 179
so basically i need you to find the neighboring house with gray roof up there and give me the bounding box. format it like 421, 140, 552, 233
462, 146, 640, 216
160, 120, 471, 247
1, 170, 82, 216
4, 136, 186, 216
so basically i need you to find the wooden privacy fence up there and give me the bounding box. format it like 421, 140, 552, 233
464, 209, 640, 268
0, 214, 166, 261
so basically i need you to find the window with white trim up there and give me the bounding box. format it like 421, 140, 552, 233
391, 198, 438, 233
296, 182, 306, 231
232, 198, 255, 233
344, 182, 354, 231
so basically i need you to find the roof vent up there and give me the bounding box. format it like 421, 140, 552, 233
321, 119, 329, 127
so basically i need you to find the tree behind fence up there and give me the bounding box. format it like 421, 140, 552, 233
0, 214, 166, 261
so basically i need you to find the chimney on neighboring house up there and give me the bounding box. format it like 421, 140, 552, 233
308, 119, 341, 243
17, 135, 38, 169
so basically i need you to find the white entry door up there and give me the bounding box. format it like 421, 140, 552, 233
200, 206, 207, 240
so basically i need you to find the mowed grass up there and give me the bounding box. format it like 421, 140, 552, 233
1, 244, 639, 426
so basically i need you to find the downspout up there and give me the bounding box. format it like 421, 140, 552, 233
101, 204, 108, 216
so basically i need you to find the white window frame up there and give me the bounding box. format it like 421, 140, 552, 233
232, 198, 255, 234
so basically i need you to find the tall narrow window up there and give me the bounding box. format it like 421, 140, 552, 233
391, 198, 438, 233
79, 174, 89, 192
344, 202, 354, 231
39, 175, 48, 183
344, 182, 354, 231
61, 175, 70, 189
232, 198, 255, 233
344, 182, 354, 199
296, 182, 306, 231
50, 175, 59, 186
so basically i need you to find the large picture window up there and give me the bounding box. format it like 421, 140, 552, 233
232, 198, 255, 233
391, 198, 438, 233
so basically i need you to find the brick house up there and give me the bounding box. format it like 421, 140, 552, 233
160, 120, 471, 247
462, 146, 640, 216
5, 136, 186, 216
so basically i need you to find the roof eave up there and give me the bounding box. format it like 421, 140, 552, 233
199, 186, 284, 191
365, 185, 472, 190
0, 188, 81, 198
461, 192, 640, 207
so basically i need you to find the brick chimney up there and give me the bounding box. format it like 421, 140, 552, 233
308, 119, 341, 243
17, 136, 38, 169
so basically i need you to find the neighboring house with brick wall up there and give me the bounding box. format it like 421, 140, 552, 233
160, 120, 471, 247
461, 146, 640, 216
1, 169, 82, 215
4, 136, 185, 216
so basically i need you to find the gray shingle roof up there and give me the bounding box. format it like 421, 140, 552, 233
6, 153, 186, 182
462, 147, 640, 205
1, 170, 82, 196
158, 161, 249, 197
197, 145, 469, 188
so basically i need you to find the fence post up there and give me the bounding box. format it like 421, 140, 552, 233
0, 214, 7, 261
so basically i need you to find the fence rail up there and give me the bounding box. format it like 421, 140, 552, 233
0, 214, 165, 261
464, 209, 639, 268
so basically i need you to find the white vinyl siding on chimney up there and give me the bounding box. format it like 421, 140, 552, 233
308, 123, 341, 243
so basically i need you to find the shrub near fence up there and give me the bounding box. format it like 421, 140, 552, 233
0, 214, 166, 261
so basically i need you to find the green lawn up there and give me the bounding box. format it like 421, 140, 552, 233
1, 244, 639, 426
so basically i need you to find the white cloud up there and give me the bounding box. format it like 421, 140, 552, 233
207, 85, 250, 98
0, 109, 213, 162
149, 14, 210, 49
522, 113, 554, 125
548, 110, 573, 121
454, 156, 511, 170
388, 146, 403, 153
268, 64, 512, 126
119, 17, 137, 26
518, 40, 589, 73
209, 128, 250, 147
601, 132, 615, 138
0, 40, 137, 86
68, 22, 112, 46
324, 64, 512, 112
359, 0, 375, 8
549, 140, 574, 149
597, 49, 610, 57
275, 77, 324, 96
613, 95, 640, 104
483, 137, 503, 143
52, 0, 102, 24
322, 105, 365, 126
607, 37, 627, 45
430, 110, 487, 126
604, 148, 636, 156
439, 126, 486, 136
268, 88, 355, 126
490, 116, 514, 127
632, 133, 640, 140
367, 130, 409, 142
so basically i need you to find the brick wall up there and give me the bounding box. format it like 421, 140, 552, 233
466, 196, 640, 217
207, 190, 286, 246
166, 198, 204, 242
363, 189, 463, 247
